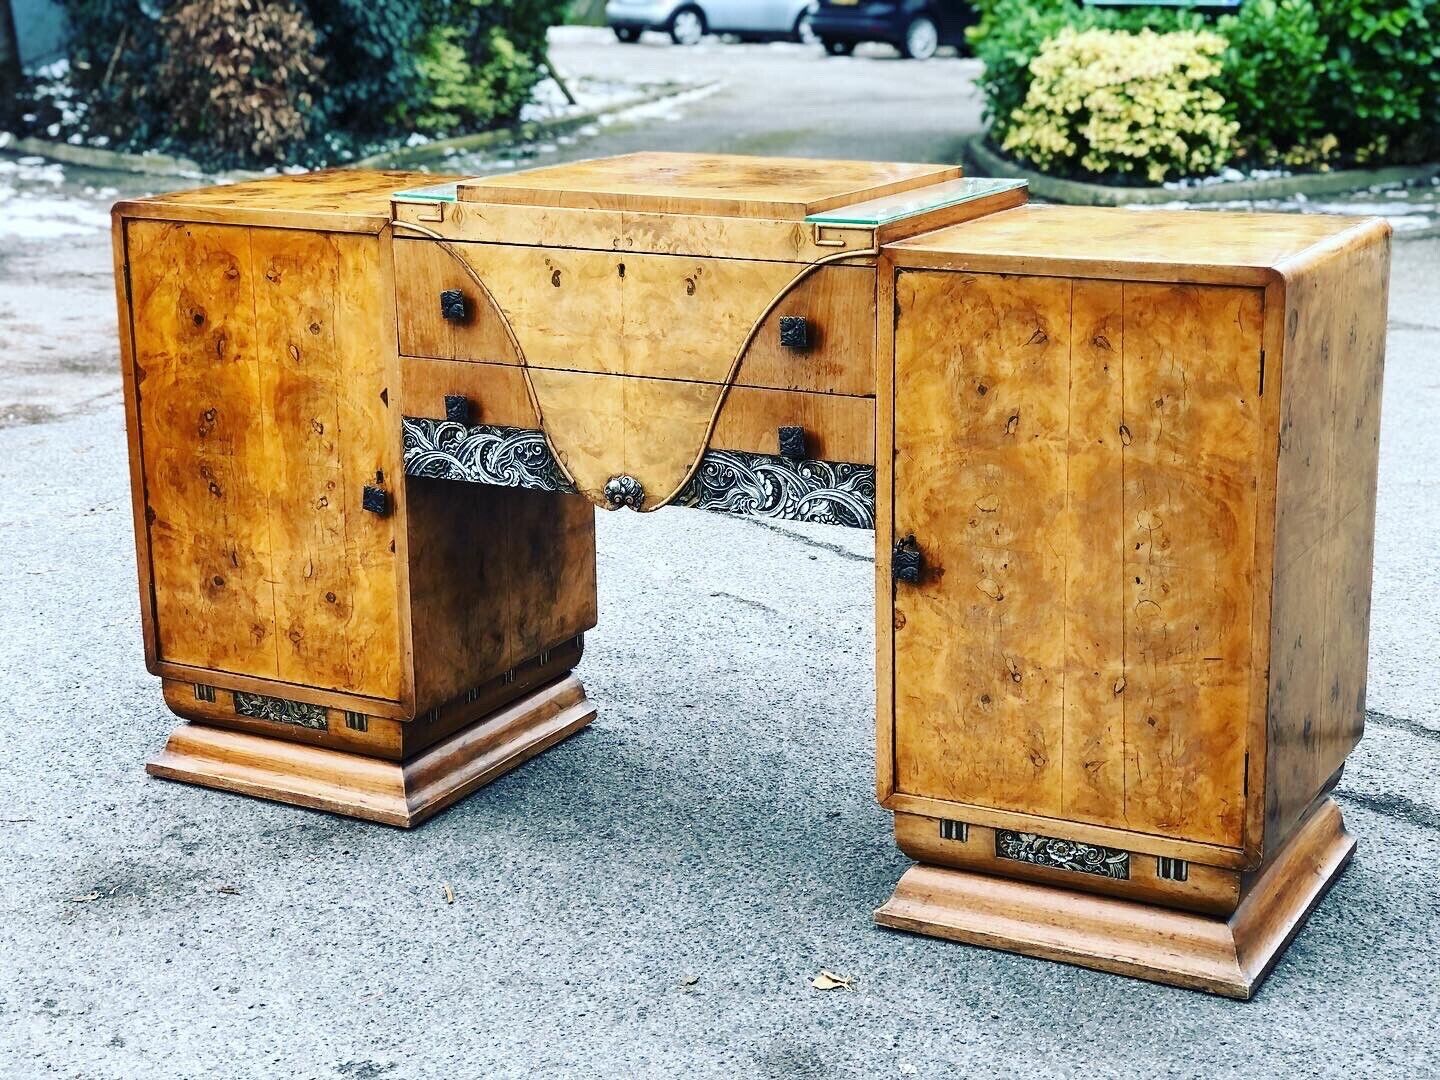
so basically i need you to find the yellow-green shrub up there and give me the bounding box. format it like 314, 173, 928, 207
1001, 28, 1239, 184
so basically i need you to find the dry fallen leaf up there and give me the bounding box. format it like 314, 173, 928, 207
443, 883, 456, 905
811, 970, 856, 991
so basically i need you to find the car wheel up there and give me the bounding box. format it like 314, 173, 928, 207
793, 8, 818, 44
899, 15, 938, 59
613, 25, 641, 42
822, 38, 855, 55
669, 6, 706, 45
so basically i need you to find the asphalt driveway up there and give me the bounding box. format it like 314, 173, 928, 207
1, 30, 1438, 1080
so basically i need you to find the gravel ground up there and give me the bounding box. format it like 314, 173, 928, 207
1, 29, 1438, 1080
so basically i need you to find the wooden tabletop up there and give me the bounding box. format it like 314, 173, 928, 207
887, 204, 1390, 286
114, 170, 463, 233
456, 152, 963, 219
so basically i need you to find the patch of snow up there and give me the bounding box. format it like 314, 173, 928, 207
0, 194, 111, 239
597, 82, 722, 126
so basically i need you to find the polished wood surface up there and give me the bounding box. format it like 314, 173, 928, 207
875, 797, 1354, 1000
118, 169, 459, 233
890, 271, 1257, 847
117, 161, 1388, 995
893, 811, 1243, 917
456, 151, 962, 219
889, 204, 1381, 286
393, 199, 882, 263
124, 219, 405, 699
396, 240, 875, 394
148, 675, 596, 827
1264, 222, 1390, 847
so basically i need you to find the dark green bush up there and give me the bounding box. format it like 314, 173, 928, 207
968, 0, 1440, 171
55, 0, 569, 164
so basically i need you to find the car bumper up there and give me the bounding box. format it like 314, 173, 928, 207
810, 7, 901, 40
605, 0, 677, 29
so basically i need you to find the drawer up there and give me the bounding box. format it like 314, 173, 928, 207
711, 385, 874, 466
393, 239, 874, 396
399, 361, 873, 513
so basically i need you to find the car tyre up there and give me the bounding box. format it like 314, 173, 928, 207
793, 8, 817, 44
669, 6, 706, 45
899, 15, 938, 59
613, 25, 641, 42
821, 38, 855, 55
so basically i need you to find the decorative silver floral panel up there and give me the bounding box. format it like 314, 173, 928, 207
401, 418, 877, 529
402, 418, 575, 493
232, 692, 329, 730
995, 831, 1131, 880
673, 449, 875, 529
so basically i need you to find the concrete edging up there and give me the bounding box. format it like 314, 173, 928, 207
963, 136, 1440, 209
0, 81, 704, 180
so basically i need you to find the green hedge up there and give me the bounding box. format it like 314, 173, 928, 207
968, 0, 1440, 171
57, 0, 569, 167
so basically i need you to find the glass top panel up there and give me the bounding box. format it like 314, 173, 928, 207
392, 181, 462, 203
806, 177, 1027, 227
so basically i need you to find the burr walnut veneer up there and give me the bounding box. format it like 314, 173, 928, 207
112, 154, 1390, 998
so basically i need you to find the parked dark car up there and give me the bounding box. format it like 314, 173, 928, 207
809, 0, 974, 58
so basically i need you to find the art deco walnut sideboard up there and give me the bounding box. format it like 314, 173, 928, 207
112, 153, 1390, 999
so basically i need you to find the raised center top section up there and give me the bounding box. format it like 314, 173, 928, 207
454, 151, 964, 220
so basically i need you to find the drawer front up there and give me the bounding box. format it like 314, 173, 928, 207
399, 359, 873, 522
393, 239, 875, 396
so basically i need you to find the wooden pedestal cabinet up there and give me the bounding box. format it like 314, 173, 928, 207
874, 206, 1390, 998
112, 173, 598, 827
112, 157, 1392, 998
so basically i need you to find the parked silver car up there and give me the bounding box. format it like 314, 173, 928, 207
607, 0, 818, 45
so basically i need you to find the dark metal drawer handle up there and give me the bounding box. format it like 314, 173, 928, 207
444, 394, 471, 425
362, 485, 390, 516
893, 535, 923, 583
440, 289, 468, 323
778, 426, 807, 461
779, 315, 809, 350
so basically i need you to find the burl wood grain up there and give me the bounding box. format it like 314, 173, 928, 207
892, 270, 1261, 846
1264, 223, 1390, 848
117, 169, 459, 233
888, 204, 1380, 287
125, 220, 404, 699
396, 241, 875, 394
456, 151, 962, 219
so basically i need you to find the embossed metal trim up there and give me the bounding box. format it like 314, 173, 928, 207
995, 831, 1130, 879
605, 474, 645, 510
233, 692, 329, 730
402, 418, 575, 493
674, 449, 875, 529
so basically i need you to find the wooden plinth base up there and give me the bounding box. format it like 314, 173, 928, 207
147, 675, 595, 827
875, 797, 1354, 999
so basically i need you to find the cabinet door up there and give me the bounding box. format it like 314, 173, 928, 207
890, 270, 1261, 847
126, 220, 404, 701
